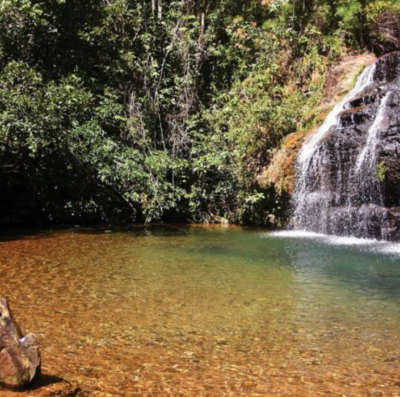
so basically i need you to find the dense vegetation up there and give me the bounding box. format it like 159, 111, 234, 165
0, 0, 398, 226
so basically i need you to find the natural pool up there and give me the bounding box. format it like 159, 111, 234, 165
1, 225, 400, 396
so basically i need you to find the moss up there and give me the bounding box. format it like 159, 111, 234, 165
377, 161, 386, 182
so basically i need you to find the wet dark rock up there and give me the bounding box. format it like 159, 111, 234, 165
340, 105, 372, 126
0, 299, 41, 390
293, 52, 400, 240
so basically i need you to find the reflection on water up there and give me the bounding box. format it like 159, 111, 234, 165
1, 225, 400, 396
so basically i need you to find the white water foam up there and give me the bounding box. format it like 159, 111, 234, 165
356, 92, 392, 172
381, 244, 400, 255
270, 230, 326, 239
269, 230, 400, 256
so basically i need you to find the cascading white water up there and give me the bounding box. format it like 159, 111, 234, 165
298, 64, 376, 168
292, 64, 378, 234
356, 92, 391, 172
290, 51, 400, 240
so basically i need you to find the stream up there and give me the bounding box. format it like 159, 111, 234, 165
1, 225, 400, 396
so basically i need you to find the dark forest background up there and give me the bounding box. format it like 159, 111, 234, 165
0, 0, 399, 226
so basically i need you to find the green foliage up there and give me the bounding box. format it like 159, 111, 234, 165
0, 0, 391, 226
366, 0, 400, 53
377, 161, 386, 183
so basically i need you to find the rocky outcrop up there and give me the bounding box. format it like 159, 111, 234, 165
0, 299, 41, 389
292, 52, 400, 240
322, 52, 377, 109
258, 51, 377, 198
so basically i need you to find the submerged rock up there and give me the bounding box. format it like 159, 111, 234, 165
0, 299, 41, 389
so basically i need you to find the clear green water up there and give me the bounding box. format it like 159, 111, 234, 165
1, 226, 400, 396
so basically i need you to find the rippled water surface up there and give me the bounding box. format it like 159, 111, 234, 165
1, 226, 400, 396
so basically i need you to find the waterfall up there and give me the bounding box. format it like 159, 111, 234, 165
290, 53, 400, 240
298, 64, 376, 167
356, 93, 391, 173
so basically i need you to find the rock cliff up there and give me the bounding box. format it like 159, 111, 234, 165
292, 52, 400, 240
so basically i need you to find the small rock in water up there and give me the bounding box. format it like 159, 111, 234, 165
0, 298, 41, 389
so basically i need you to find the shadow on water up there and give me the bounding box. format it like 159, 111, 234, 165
29, 374, 65, 390
0, 223, 208, 243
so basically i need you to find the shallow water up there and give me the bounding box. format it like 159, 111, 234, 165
1, 225, 400, 396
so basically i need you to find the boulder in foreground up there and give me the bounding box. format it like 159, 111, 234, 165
0, 298, 41, 389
